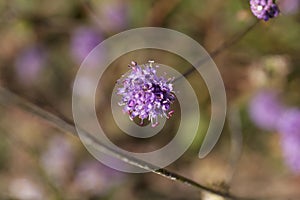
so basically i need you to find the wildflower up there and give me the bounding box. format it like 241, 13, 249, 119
73, 161, 124, 195
248, 90, 284, 131
101, 1, 128, 31
70, 27, 102, 64
41, 136, 74, 185
117, 61, 176, 127
250, 0, 280, 21
277, 109, 300, 174
279, 0, 300, 15
14, 45, 46, 84
280, 132, 300, 174
277, 108, 300, 136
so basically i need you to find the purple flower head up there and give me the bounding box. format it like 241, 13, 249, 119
279, 0, 300, 15
248, 90, 284, 131
277, 109, 300, 174
117, 61, 176, 127
70, 27, 103, 65
73, 161, 124, 195
102, 1, 128, 31
279, 130, 300, 174
277, 108, 300, 136
250, 0, 280, 21
15, 45, 46, 83
41, 136, 74, 185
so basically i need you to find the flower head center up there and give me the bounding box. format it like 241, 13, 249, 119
116, 61, 176, 127
257, 5, 263, 11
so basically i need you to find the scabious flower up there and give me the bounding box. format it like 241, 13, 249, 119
277, 108, 300, 136
70, 27, 103, 65
279, 0, 300, 15
72, 161, 124, 196
14, 45, 46, 84
277, 109, 300, 174
250, 0, 280, 21
280, 133, 300, 174
117, 61, 176, 127
41, 136, 74, 185
101, 1, 128, 31
248, 90, 284, 131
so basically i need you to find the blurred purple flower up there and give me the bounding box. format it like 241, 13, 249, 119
70, 27, 103, 65
248, 90, 284, 131
280, 133, 300, 174
279, 0, 300, 14
14, 45, 46, 84
250, 0, 280, 21
277, 109, 300, 174
117, 61, 176, 127
102, 1, 128, 31
73, 160, 124, 195
41, 136, 74, 185
277, 108, 300, 136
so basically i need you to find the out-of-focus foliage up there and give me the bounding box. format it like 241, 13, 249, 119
1, 0, 300, 199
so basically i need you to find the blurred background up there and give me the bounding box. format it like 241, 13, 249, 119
0, 0, 300, 199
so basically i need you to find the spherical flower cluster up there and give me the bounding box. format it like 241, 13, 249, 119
250, 0, 280, 21
101, 1, 128, 31
70, 27, 103, 65
277, 109, 300, 136
279, 0, 300, 15
277, 109, 300, 174
41, 136, 74, 184
15, 45, 47, 84
248, 90, 284, 131
248, 90, 300, 174
117, 61, 176, 127
73, 161, 124, 195
280, 133, 300, 173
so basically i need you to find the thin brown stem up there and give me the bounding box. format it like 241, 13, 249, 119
1, 87, 299, 200
175, 20, 259, 82
0, 87, 251, 200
